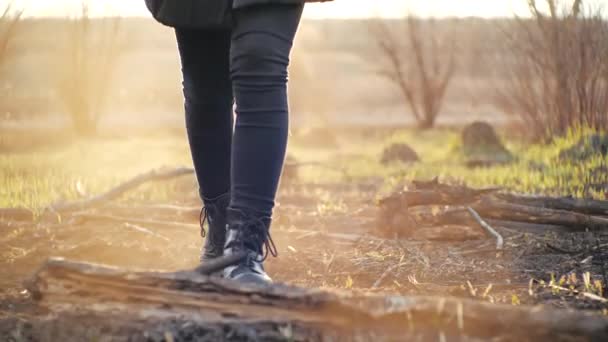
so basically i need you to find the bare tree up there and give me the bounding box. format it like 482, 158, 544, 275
496, 0, 608, 140
0, 1, 22, 68
57, 2, 122, 136
0, 1, 23, 120
369, 16, 456, 129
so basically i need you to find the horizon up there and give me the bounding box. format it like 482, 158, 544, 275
8, 0, 605, 19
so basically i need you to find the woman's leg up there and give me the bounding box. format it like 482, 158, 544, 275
229, 4, 304, 218
175, 28, 234, 261
175, 28, 234, 201
223, 4, 304, 285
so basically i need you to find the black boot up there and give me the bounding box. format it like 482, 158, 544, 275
199, 193, 230, 263
223, 209, 277, 286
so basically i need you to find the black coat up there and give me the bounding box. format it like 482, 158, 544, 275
145, 0, 331, 28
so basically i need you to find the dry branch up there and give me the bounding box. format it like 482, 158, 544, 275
49, 167, 195, 213
467, 207, 504, 249
28, 258, 608, 340
0, 207, 33, 221
71, 212, 199, 232
98, 204, 200, 221
123, 223, 170, 241
411, 224, 485, 241
371, 262, 407, 289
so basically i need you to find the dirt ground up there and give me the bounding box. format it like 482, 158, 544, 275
1, 170, 607, 340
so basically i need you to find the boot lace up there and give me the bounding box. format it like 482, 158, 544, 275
199, 206, 210, 238
229, 216, 278, 262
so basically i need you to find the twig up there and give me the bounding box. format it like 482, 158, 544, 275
123, 223, 170, 241
72, 213, 198, 231
286, 227, 385, 243
467, 207, 504, 249
98, 204, 200, 220
372, 262, 407, 289
546, 283, 608, 303
49, 167, 195, 213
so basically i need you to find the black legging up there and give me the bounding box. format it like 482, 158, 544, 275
176, 4, 303, 218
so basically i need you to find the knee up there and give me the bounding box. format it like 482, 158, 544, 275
230, 32, 291, 81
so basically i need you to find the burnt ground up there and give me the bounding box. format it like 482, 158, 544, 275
1, 177, 608, 341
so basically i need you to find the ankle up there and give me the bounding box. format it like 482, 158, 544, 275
227, 207, 271, 228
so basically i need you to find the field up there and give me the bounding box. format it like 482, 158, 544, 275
1, 125, 607, 340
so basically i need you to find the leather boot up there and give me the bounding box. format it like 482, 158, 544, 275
222, 209, 277, 286
199, 193, 230, 263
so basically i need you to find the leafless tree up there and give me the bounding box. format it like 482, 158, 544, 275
0, 1, 22, 121
0, 3, 22, 93
57, 2, 122, 136
0, 1, 22, 68
369, 16, 456, 129
496, 0, 608, 140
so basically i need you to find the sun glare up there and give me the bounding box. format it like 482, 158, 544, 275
10, 0, 550, 18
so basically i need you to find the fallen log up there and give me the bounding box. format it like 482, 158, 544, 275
27, 258, 608, 340
497, 193, 608, 217
473, 199, 608, 230
378, 180, 608, 239
485, 219, 572, 234
382, 198, 608, 237
379, 184, 501, 209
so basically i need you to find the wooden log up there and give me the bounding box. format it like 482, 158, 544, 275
402, 201, 608, 232
497, 193, 608, 217
27, 258, 608, 340
379, 186, 501, 209
411, 178, 502, 195
486, 219, 572, 234
473, 199, 608, 230
378, 181, 608, 238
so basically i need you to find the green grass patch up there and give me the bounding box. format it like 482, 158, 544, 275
290, 127, 607, 199
0, 127, 605, 211
0, 136, 193, 209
